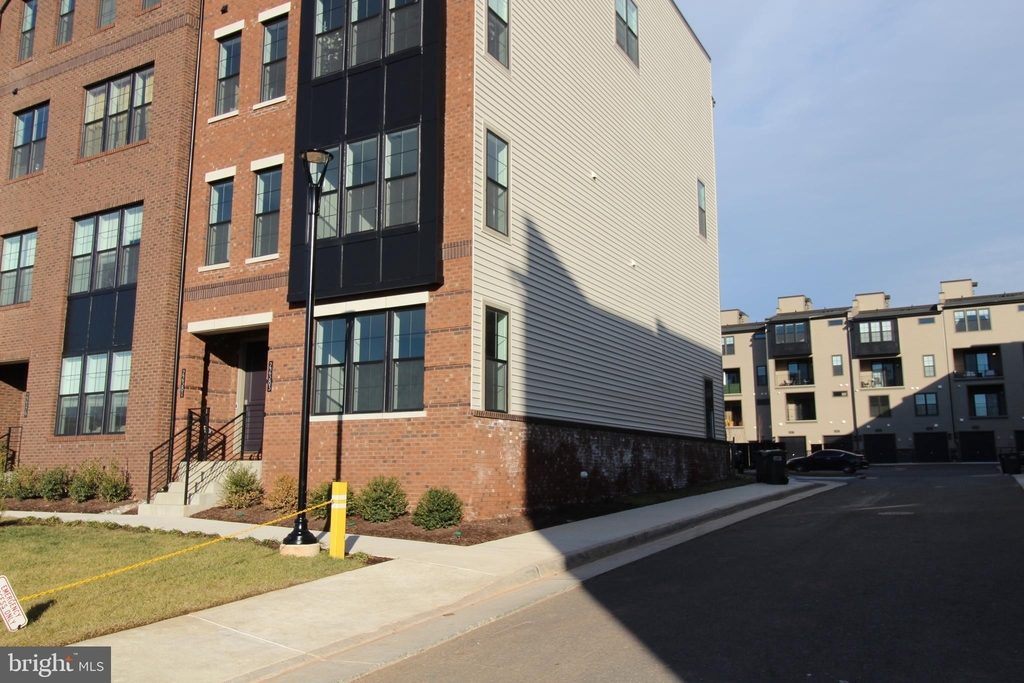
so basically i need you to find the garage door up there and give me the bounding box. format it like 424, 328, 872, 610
1015, 431, 1024, 454
779, 436, 807, 458
959, 431, 996, 462
913, 432, 949, 463
863, 434, 898, 464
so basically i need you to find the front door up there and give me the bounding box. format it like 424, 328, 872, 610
243, 342, 267, 453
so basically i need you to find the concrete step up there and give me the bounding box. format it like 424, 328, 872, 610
139, 491, 222, 518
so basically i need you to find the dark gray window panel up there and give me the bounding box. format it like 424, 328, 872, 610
19, 0, 36, 61
485, 307, 508, 412
615, 0, 638, 66
142, 0, 160, 9
0, 231, 36, 306
486, 132, 508, 235
56, 0, 75, 45
55, 350, 131, 435
697, 180, 706, 237
216, 35, 241, 115
98, 0, 116, 27
207, 179, 233, 264
10, 103, 48, 179
315, 0, 345, 77
81, 67, 153, 157
487, 0, 507, 66
384, 127, 418, 227
389, 0, 419, 55
253, 168, 281, 256
349, 0, 382, 67
261, 17, 288, 101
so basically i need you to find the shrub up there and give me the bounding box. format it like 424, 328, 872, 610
220, 465, 263, 509
0, 472, 10, 500
9, 466, 40, 501
97, 462, 132, 503
39, 466, 72, 501
353, 476, 407, 523
308, 481, 332, 520
68, 462, 104, 503
264, 474, 299, 513
412, 487, 464, 530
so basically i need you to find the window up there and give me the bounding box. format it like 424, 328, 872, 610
721, 336, 734, 356
832, 355, 844, 376
485, 307, 508, 412
915, 393, 938, 416
919, 317, 935, 325
206, 179, 233, 265
349, 0, 381, 67
723, 369, 740, 395
865, 360, 902, 388
345, 137, 378, 234
615, 0, 638, 65
81, 66, 153, 157
253, 167, 281, 257
774, 322, 806, 344
215, 34, 241, 115
315, 0, 344, 77
487, 0, 508, 66
389, 0, 419, 54
786, 393, 815, 422
56, 0, 75, 45
486, 132, 508, 235
384, 127, 418, 227
833, 390, 848, 398
69, 206, 141, 294
858, 320, 894, 344
828, 319, 843, 327
697, 180, 706, 237
317, 147, 341, 238
923, 355, 936, 378
782, 361, 813, 386
724, 401, 742, 428
1018, 305, 1024, 312
18, 0, 36, 61
756, 365, 767, 386
97, 0, 116, 27
753, 331, 766, 340
56, 351, 132, 435
962, 350, 1001, 377
869, 395, 891, 418
968, 387, 1005, 417
10, 103, 48, 179
954, 309, 991, 332
142, 0, 159, 9
261, 17, 288, 102
704, 378, 715, 438
0, 231, 36, 306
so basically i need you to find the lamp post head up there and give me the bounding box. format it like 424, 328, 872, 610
300, 148, 334, 192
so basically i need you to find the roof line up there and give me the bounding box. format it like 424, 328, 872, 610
667, 0, 711, 62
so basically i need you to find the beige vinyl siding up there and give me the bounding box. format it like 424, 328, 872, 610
471, 0, 720, 436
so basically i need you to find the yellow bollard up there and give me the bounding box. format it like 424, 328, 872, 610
329, 482, 348, 558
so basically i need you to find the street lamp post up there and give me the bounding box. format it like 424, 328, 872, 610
282, 148, 334, 554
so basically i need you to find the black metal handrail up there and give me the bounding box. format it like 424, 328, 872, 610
2, 426, 22, 472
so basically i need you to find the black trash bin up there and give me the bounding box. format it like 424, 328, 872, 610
753, 451, 767, 483
1001, 453, 1022, 475
758, 449, 788, 485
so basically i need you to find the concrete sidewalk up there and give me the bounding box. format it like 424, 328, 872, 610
11, 480, 837, 682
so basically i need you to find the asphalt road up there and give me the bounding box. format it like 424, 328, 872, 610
359, 466, 1024, 683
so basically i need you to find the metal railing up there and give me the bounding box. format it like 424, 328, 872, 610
2, 426, 22, 472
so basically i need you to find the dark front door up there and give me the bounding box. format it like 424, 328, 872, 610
243, 342, 267, 453
959, 431, 996, 462
863, 434, 898, 464
913, 432, 949, 462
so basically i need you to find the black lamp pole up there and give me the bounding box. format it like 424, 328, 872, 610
283, 148, 334, 548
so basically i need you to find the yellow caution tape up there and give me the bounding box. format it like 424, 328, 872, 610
18, 501, 331, 605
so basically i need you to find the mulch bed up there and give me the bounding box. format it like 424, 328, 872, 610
1, 497, 138, 514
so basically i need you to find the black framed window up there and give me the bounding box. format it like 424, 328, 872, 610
0, 231, 36, 306
923, 354, 935, 377
704, 378, 715, 437
56, 0, 75, 45
346, 136, 379, 234
858, 320, 893, 344
775, 322, 806, 344
19, 0, 36, 60
56, 350, 131, 435
721, 336, 734, 355
832, 354, 843, 376
313, 307, 425, 414
81, 66, 153, 157
10, 102, 48, 179
317, 147, 341, 238
914, 393, 938, 416
97, 0, 116, 27
953, 308, 991, 332
723, 369, 740, 395
388, 0, 419, 54
69, 206, 141, 295
756, 365, 767, 386
867, 360, 902, 388
261, 17, 288, 101
206, 179, 233, 265
697, 180, 706, 237
786, 393, 815, 422
315, 0, 345, 77
253, 167, 281, 257
142, 0, 159, 9
487, 0, 508, 66
215, 34, 241, 115
918, 317, 935, 325
868, 395, 891, 418
615, 0, 638, 66
349, 0, 382, 67
384, 127, 418, 227
969, 386, 1005, 417
486, 132, 508, 235
485, 307, 508, 412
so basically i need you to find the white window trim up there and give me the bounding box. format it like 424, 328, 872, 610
252, 95, 288, 111
187, 312, 272, 334
258, 3, 290, 23
310, 411, 427, 423
314, 291, 429, 318
245, 253, 279, 264
207, 110, 239, 124
213, 19, 245, 39
204, 166, 237, 183
250, 153, 285, 171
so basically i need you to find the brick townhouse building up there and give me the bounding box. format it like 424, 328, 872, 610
4, 0, 728, 518
722, 279, 1024, 464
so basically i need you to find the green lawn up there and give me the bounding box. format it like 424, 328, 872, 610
0, 518, 366, 647
617, 475, 753, 507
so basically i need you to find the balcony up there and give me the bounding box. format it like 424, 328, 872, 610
723, 369, 741, 395
775, 360, 814, 388
954, 347, 1002, 381
723, 383, 742, 395
858, 358, 903, 389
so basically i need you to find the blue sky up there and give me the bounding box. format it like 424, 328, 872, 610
677, 0, 1024, 321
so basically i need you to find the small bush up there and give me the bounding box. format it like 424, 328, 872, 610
39, 466, 72, 501
353, 476, 407, 523
264, 474, 299, 513
412, 487, 464, 530
308, 481, 332, 520
0, 472, 11, 500
9, 466, 40, 501
97, 462, 132, 503
220, 465, 263, 509
69, 462, 104, 503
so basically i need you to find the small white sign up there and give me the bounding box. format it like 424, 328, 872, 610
0, 575, 28, 632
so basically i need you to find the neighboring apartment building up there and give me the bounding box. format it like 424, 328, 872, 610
722, 280, 1024, 463
0, 0, 199, 484
172, 0, 728, 519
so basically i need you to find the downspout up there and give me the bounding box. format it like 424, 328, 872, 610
169, 1, 205, 450
940, 307, 959, 460
845, 317, 860, 450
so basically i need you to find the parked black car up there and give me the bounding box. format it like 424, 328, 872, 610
787, 449, 869, 474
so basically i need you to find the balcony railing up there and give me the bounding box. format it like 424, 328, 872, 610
954, 369, 1002, 379
776, 374, 814, 387
723, 383, 742, 394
